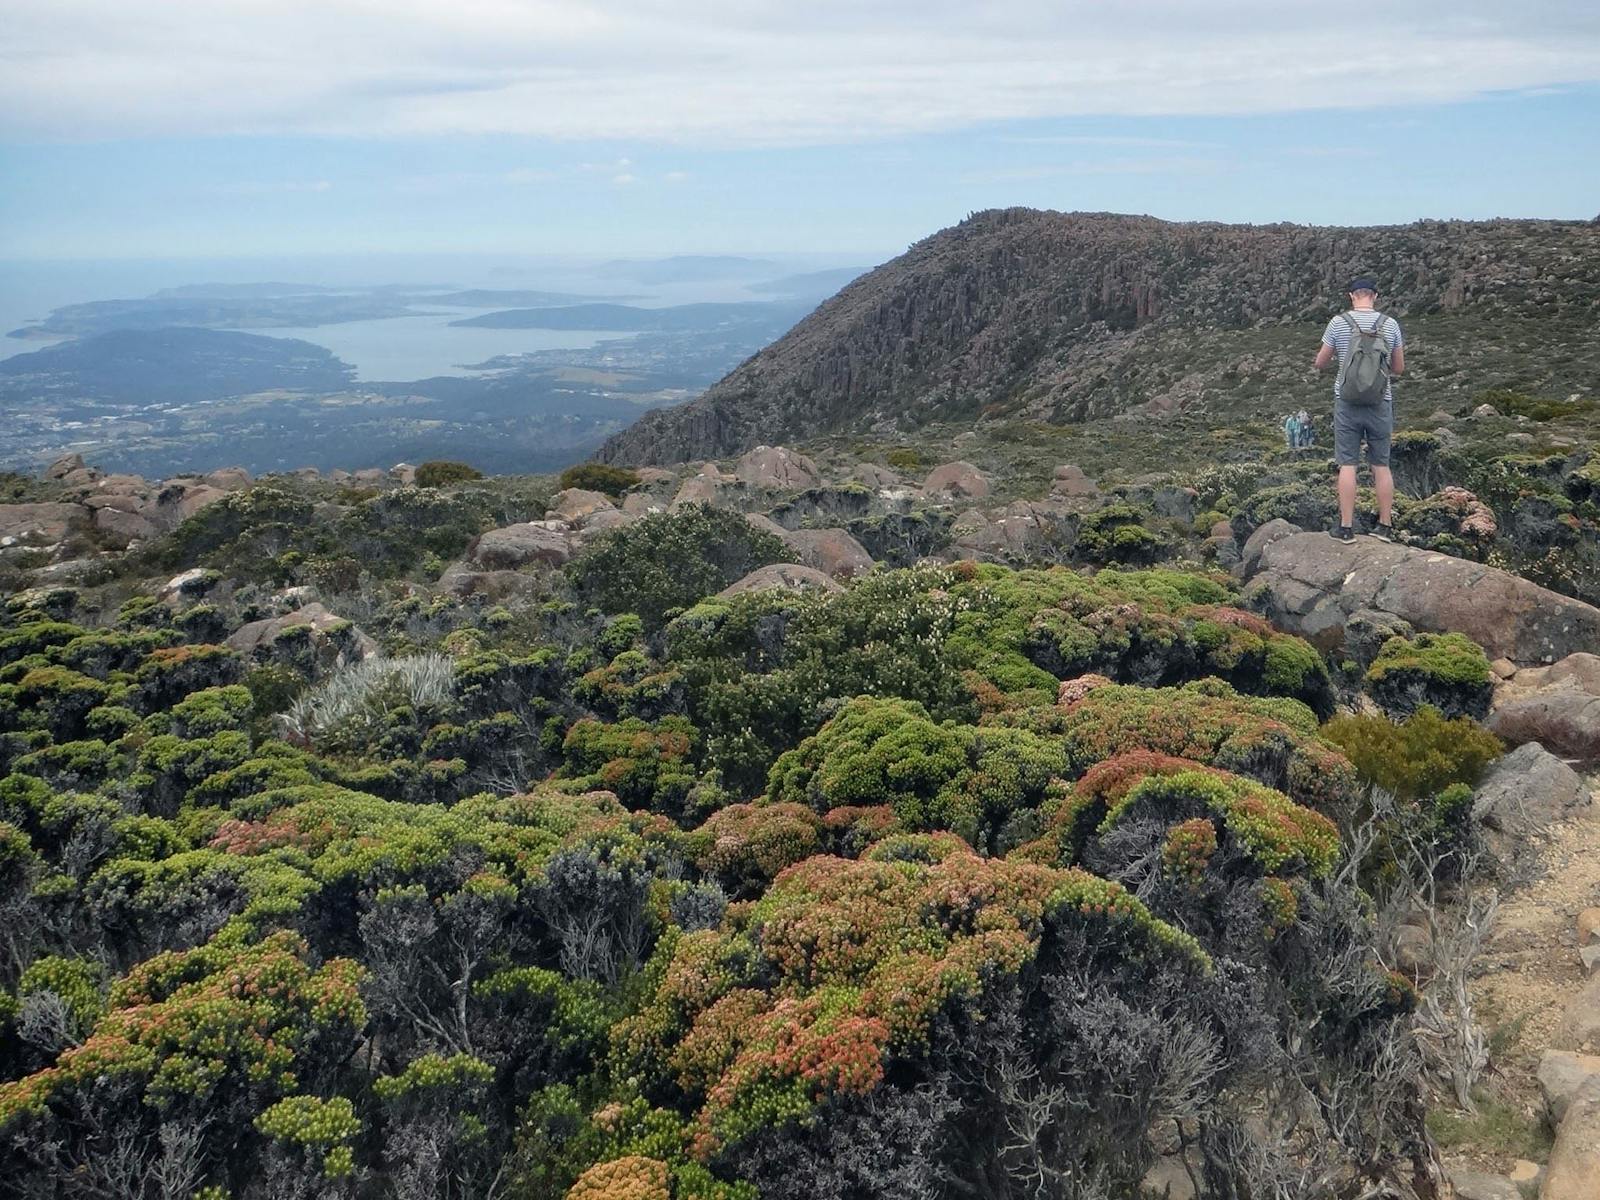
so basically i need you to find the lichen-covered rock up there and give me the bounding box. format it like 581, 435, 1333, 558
1239, 518, 1300, 576
716, 563, 844, 598
781, 528, 874, 580
1244, 532, 1600, 666
466, 521, 572, 570
1472, 742, 1591, 870
547, 487, 616, 524
0, 501, 85, 544
1051, 463, 1098, 498
225, 602, 377, 664
1542, 1077, 1600, 1200
734, 445, 821, 490
1488, 653, 1600, 760
1540, 1050, 1600, 1124
923, 461, 991, 500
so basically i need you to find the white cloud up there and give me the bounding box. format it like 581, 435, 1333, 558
963, 156, 1223, 183
2, 1, 1598, 144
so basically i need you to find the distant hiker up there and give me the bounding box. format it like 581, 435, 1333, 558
1314, 275, 1404, 542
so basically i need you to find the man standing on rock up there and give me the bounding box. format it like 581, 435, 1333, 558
1314, 275, 1404, 543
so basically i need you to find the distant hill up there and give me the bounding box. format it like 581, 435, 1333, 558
10, 293, 415, 338
599, 208, 1600, 465
747, 266, 871, 299
0, 327, 355, 404
592, 255, 783, 285
450, 301, 810, 332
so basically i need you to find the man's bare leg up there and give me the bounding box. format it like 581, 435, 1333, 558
1338, 465, 1358, 528
1372, 465, 1394, 527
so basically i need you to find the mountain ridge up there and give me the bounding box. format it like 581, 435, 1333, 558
598, 208, 1600, 465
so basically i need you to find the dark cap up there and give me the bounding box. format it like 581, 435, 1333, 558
1348, 275, 1378, 294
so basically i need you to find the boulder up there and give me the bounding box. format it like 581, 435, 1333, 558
850, 463, 902, 489
390, 462, 417, 485
1580, 908, 1600, 948
466, 522, 572, 571
952, 500, 1075, 561
437, 564, 543, 600
547, 488, 616, 524
1556, 976, 1600, 1054
351, 468, 386, 485
734, 446, 821, 490
1540, 1051, 1600, 1124
202, 466, 252, 491
622, 492, 667, 517
225, 603, 376, 661
568, 508, 632, 549
1489, 653, 1600, 761
92, 506, 157, 543
923, 461, 991, 500
158, 567, 221, 603
0, 502, 85, 544
672, 476, 724, 508
716, 564, 844, 598
44, 453, 88, 481
1051, 464, 1099, 498
1139, 1154, 1196, 1200
781, 528, 874, 580
744, 512, 789, 539
1239, 518, 1300, 576
1203, 535, 1241, 569
1471, 742, 1591, 867
1542, 1078, 1600, 1200
1444, 1166, 1519, 1200
1243, 532, 1600, 666
635, 467, 675, 487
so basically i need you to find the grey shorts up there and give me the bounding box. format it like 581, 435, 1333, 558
1333, 399, 1392, 468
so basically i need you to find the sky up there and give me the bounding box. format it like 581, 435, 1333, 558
2, 0, 1599, 263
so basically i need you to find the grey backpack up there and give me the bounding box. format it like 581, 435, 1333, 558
1337, 311, 1392, 406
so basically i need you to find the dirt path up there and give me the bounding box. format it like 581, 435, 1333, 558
1451, 771, 1600, 1171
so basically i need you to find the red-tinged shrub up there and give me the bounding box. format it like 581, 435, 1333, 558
613, 845, 1207, 1156
688, 803, 822, 897
996, 680, 1357, 814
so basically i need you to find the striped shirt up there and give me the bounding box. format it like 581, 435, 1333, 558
1322, 309, 1404, 403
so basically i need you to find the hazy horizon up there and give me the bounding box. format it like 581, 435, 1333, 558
3, 2, 1598, 264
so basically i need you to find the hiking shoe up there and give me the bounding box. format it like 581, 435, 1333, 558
1328, 524, 1354, 543
1368, 524, 1396, 543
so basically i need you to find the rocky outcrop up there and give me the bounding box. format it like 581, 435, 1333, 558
716, 563, 844, 598
1243, 532, 1600, 666
780, 528, 874, 580
1543, 1078, 1600, 1200
466, 522, 572, 571
1051, 464, 1098, 499
597, 209, 1600, 465
1489, 653, 1600, 761
1558, 978, 1600, 1054
952, 500, 1076, 562
0, 502, 85, 543
226, 602, 376, 662
547, 488, 616, 524
734, 446, 821, 490
923, 462, 991, 501
1540, 1051, 1600, 1124
1471, 742, 1592, 868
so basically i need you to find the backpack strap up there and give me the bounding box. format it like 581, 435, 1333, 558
1344, 311, 1387, 340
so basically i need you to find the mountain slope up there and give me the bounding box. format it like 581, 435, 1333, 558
598, 208, 1600, 465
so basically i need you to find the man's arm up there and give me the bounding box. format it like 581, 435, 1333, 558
1390, 344, 1405, 375
1314, 344, 1335, 371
